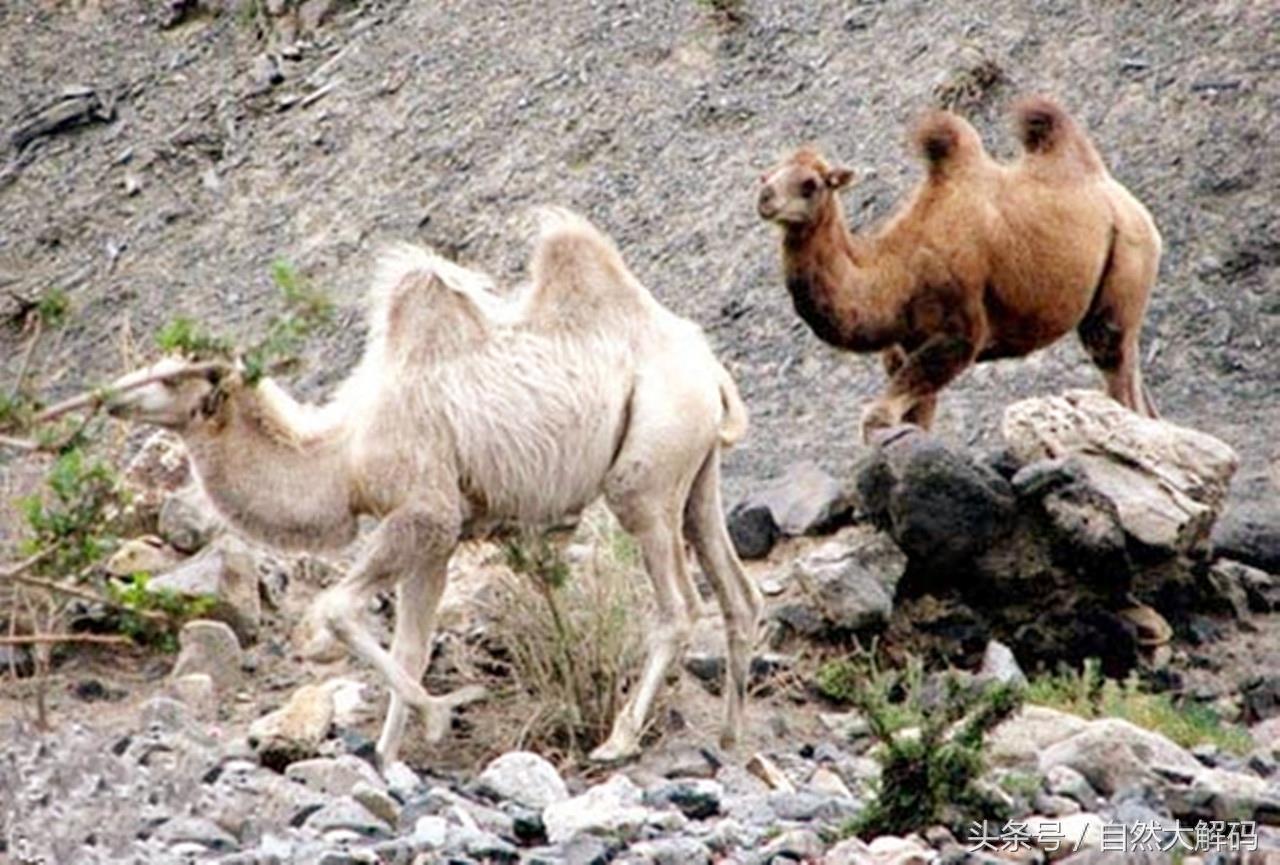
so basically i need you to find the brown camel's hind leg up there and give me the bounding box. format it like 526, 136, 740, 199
881, 347, 939, 429
1078, 230, 1159, 417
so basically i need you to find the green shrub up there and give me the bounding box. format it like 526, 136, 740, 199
822, 652, 1022, 839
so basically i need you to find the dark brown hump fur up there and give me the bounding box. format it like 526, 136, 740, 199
913, 111, 984, 174
1013, 95, 1105, 173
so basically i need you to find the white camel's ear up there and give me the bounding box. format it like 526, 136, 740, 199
825, 166, 856, 189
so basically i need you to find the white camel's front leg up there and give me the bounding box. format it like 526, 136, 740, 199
294, 501, 487, 764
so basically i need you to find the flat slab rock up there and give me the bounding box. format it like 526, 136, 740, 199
1002, 390, 1239, 554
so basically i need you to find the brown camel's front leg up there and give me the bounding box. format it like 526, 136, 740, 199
880, 346, 939, 430
864, 334, 976, 441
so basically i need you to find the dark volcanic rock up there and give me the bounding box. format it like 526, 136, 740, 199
857, 426, 1016, 568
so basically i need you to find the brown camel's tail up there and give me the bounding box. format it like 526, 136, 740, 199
1013, 95, 1105, 175
914, 111, 985, 176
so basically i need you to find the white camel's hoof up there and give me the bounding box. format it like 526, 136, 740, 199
416, 685, 490, 744
588, 737, 641, 764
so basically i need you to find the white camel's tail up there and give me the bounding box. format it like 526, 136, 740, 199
716, 364, 748, 447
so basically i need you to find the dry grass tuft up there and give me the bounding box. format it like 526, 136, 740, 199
472, 508, 659, 765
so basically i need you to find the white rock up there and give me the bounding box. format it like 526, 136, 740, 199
988, 706, 1091, 769
170, 620, 242, 693
168, 672, 217, 719
543, 773, 649, 844
413, 815, 448, 848
1025, 812, 1106, 860
980, 639, 1028, 688
1003, 390, 1239, 553
286, 754, 384, 797
478, 750, 569, 810
1038, 717, 1202, 795
382, 760, 422, 799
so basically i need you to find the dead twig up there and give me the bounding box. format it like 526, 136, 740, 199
33, 359, 228, 425
7, 572, 166, 622
0, 634, 132, 647
1, 549, 54, 579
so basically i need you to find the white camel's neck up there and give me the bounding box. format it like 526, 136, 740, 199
183, 385, 358, 551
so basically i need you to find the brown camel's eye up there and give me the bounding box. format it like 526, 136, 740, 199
800, 178, 818, 197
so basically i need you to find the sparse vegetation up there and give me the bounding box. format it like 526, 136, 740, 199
1025, 658, 1253, 755
106, 572, 216, 652
153, 257, 332, 385
820, 651, 1021, 839
480, 510, 653, 762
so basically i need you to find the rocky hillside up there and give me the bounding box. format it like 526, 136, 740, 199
1, 0, 1276, 502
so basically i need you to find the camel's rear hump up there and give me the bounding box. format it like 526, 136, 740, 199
527, 208, 652, 330
1013, 96, 1105, 176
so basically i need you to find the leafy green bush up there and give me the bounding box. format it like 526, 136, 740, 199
821, 651, 1022, 839
106, 573, 216, 652
19, 449, 125, 576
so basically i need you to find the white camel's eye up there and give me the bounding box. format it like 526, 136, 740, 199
800, 178, 818, 197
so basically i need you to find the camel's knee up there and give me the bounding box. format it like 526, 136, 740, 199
294, 591, 349, 661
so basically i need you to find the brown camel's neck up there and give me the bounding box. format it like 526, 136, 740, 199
781, 199, 900, 353
183, 385, 358, 551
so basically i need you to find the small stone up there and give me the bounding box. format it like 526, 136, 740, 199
631, 836, 712, 865
171, 620, 243, 692
478, 750, 569, 810
286, 754, 384, 797
169, 673, 217, 719
759, 827, 825, 861
352, 781, 399, 826
745, 752, 795, 792
298, 0, 336, 32
249, 682, 336, 769
159, 483, 224, 553
643, 779, 723, 820
412, 815, 448, 848
726, 501, 779, 560
383, 760, 423, 800
152, 816, 238, 851
807, 766, 854, 799
105, 537, 181, 577
980, 640, 1028, 688
304, 796, 391, 838
732, 462, 855, 539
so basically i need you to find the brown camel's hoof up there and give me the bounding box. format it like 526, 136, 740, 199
1119, 604, 1172, 647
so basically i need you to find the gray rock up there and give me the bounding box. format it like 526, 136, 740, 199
774, 529, 904, 635
304, 796, 392, 838
153, 534, 267, 642
170, 619, 242, 693
1045, 764, 1101, 811
152, 816, 238, 851
352, 780, 399, 826
286, 754, 385, 796
158, 483, 224, 553
643, 779, 723, 819
477, 750, 569, 810
735, 461, 855, 538
1004, 391, 1239, 556
168, 672, 217, 719
412, 814, 448, 848
980, 639, 1028, 688
630, 836, 713, 865
382, 760, 423, 800
1039, 718, 1203, 796
756, 827, 825, 863
1213, 498, 1280, 574
543, 774, 650, 844
726, 500, 780, 560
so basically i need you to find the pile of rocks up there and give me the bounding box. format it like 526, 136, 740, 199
7, 677, 1280, 864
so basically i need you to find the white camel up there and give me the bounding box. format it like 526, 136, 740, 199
105, 209, 762, 765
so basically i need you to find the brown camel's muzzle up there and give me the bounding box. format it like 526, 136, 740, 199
757, 184, 780, 220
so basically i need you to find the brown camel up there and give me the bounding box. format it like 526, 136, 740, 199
757, 96, 1162, 441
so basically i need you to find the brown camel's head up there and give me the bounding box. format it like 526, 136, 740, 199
757, 146, 855, 227
106, 356, 235, 431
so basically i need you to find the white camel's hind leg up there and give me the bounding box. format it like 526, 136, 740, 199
590, 503, 691, 763
685, 448, 763, 751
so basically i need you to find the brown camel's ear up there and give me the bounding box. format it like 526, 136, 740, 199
825, 167, 856, 189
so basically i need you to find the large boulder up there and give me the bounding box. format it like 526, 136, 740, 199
147, 534, 271, 642
1037, 718, 1203, 796
1003, 390, 1239, 557
857, 426, 1016, 566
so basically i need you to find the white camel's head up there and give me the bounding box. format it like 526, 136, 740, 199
105, 357, 234, 430
757, 146, 855, 227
